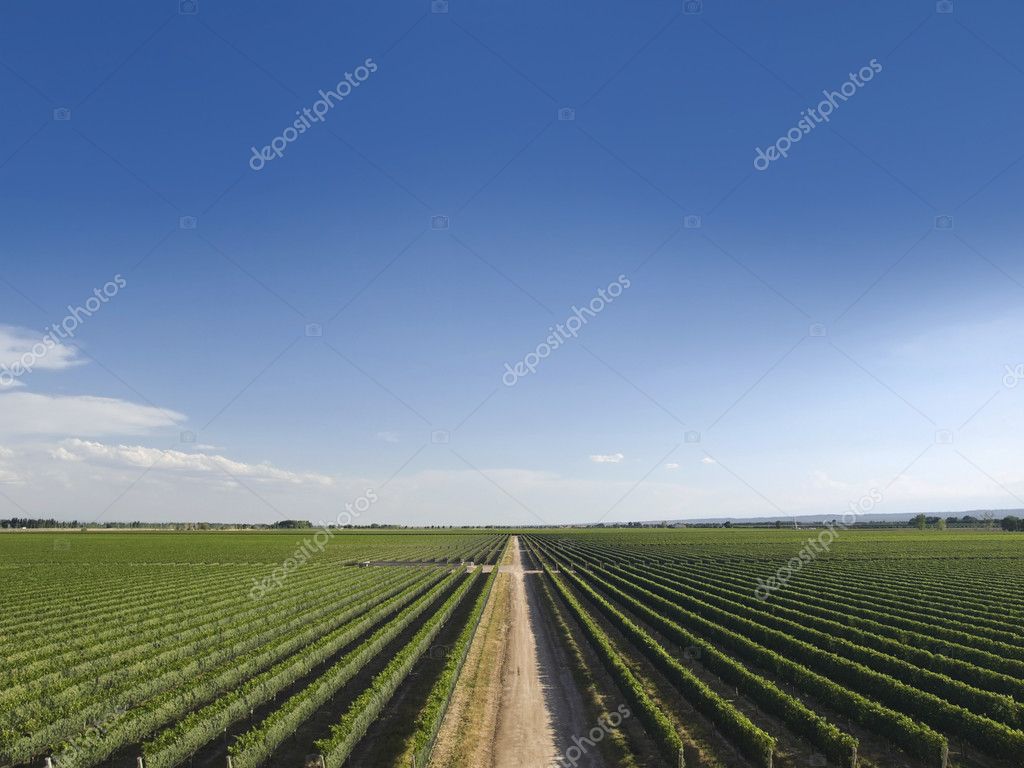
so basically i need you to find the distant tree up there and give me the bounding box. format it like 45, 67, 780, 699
1002, 516, 1022, 532
775, 520, 783, 529
912, 513, 927, 530
723, 520, 732, 529
937, 518, 947, 531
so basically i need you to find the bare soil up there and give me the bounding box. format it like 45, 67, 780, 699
430, 536, 598, 768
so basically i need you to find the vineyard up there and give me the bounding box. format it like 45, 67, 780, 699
1, 528, 1022, 768
522, 529, 1024, 768
0, 531, 506, 768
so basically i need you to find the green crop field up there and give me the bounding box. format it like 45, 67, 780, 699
0, 530, 507, 768
524, 528, 1024, 768
1, 528, 1022, 768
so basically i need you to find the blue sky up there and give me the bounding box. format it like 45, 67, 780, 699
1, 0, 1023, 525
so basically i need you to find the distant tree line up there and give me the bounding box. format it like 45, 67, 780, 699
0, 518, 510, 530
0, 518, 83, 529
3, 516, 1024, 531
907, 513, 1023, 531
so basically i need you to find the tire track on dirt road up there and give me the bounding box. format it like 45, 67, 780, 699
430, 535, 601, 768
495, 535, 601, 768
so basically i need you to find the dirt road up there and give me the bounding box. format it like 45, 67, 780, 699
494, 536, 558, 767
430, 535, 601, 768
497, 536, 601, 768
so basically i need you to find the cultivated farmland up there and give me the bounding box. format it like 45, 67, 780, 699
523, 529, 1024, 768
1, 528, 1022, 768
0, 531, 506, 768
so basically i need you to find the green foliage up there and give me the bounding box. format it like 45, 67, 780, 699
0, 531, 506, 767
228, 570, 466, 768
141, 571, 443, 768
554, 563, 777, 767
314, 571, 481, 768
561, 562, 858, 768
544, 565, 685, 766
404, 551, 507, 767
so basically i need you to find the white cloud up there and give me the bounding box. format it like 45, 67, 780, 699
10, 442, 1024, 525
0, 325, 82, 373
590, 453, 624, 464
0, 445, 19, 484
665, 462, 680, 469
810, 470, 852, 491
0, 393, 184, 437
376, 431, 400, 443
701, 457, 717, 464
51, 438, 335, 486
